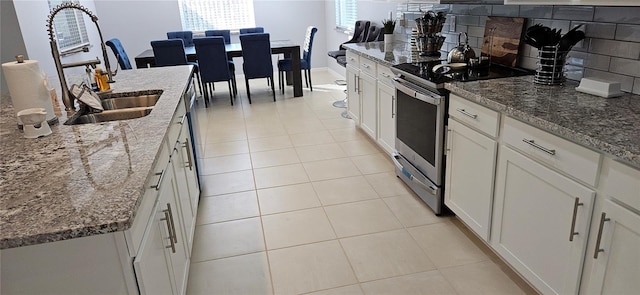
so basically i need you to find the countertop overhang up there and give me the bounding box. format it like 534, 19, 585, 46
0, 66, 194, 249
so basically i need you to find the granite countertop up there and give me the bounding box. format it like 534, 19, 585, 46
446, 77, 640, 168
0, 66, 193, 249
345, 42, 640, 168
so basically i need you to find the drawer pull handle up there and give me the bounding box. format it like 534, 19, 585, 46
569, 198, 584, 242
456, 108, 478, 119
183, 139, 193, 170
362, 64, 370, 68
593, 212, 610, 259
522, 139, 556, 155
151, 170, 164, 191
161, 208, 175, 253
382, 73, 391, 78
179, 114, 187, 125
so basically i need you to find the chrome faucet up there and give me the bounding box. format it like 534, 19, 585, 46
47, 2, 115, 111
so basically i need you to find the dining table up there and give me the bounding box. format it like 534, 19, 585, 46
134, 40, 303, 97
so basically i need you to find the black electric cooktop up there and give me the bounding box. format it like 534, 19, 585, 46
391, 61, 534, 90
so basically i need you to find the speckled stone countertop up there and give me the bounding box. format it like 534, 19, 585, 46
343, 41, 446, 67
0, 66, 193, 249
446, 77, 640, 168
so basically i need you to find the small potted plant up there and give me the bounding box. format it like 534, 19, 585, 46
382, 18, 396, 49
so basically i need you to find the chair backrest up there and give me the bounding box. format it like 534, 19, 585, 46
194, 37, 232, 83
167, 31, 194, 47
239, 27, 264, 34
105, 38, 132, 70
302, 26, 318, 67
205, 29, 231, 44
349, 20, 370, 43
151, 39, 188, 67
364, 26, 381, 42
239, 33, 273, 79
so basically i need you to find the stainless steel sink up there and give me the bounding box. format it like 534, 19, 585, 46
65, 90, 163, 125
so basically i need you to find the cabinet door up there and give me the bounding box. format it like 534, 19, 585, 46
587, 199, 640, 294
377, 81, 395, 155
360, 73, 377, 139
172, 123, 198, 253
492, 146, 594, 295
346, 65, 360, 124
166, 154, 191, 295
444, 119, 497, 241
134, 199, 175, 295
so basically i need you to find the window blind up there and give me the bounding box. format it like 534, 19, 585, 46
335, 0, 357, 32
48, 0, 90, 52
178, 0, 256, 31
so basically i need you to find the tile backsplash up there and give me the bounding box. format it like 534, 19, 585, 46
395, 4, 640, 94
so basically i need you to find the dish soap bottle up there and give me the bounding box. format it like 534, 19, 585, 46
94, 68, 110, 92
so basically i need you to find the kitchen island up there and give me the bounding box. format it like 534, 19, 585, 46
1, 66, 200, 295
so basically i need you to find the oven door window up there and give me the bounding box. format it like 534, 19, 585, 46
396, 90, 437, 166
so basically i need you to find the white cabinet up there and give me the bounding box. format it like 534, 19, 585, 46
377, 81, 395, 155
492, 145, 595, 295
445, 119, 497, 242
505, 0, 638, 5
171, 120, 199, 254
346, 64, 360, 124
360, 72, 377, 139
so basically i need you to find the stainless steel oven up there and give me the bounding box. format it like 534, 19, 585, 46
391, 75, 448, 215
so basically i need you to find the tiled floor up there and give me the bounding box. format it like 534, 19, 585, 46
186, 70, 536, 295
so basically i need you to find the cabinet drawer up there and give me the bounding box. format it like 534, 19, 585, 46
166, 99, 186, 148
359, 56, 377, 77
377, 64, 394, 87
502, 116, 601, 186
346, 50, 359, 66
606, 160, 640, 211
449, 94, 500, 138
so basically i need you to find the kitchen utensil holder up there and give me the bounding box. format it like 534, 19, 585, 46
534, 45, 569, 86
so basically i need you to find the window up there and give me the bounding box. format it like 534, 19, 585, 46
335, 0, 357, 32
48, 0, 90, 52
178, 0, 256, 31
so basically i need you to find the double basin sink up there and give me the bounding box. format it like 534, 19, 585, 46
65, 90, 163, 125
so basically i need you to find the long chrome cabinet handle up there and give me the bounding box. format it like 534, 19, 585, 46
391, 95, 395, 118
183, 139, 193, 170
456, 108, 478, 119
179, 114, 187, 125
569, 198, 584, 242
151, 170, 164, 191
166, 203, 178, 244
593, 212, 610, 259
161, 208, 176, 253
522, 138, 556, 155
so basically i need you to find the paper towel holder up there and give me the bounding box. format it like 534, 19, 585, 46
47, 2, 115, 112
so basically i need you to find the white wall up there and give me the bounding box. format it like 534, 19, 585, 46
1, 0, 28, 96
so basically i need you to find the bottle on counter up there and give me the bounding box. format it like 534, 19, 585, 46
94, 68, 110, 92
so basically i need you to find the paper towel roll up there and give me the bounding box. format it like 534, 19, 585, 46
2, 59, 57, 125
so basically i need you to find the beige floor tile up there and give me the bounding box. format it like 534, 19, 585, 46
306, 285, 363, 295
199, 154, 252, 175
191, 217, 265, 262
439, 261, 526, 295
364, 172, 414, 197
251, 148, 300, 168
246, 123, 288, 139
360, 270, 457, 295
290, 130, 335, 146
205, 126, 247, 144
257, 183, 321, 215
321, 118, 356, 130
295, 143, 348, 162
196, 191, 259, 225
200, 170, 255, 197
187, 252, 272, 295
383, 194, 443, 227
339, 140, 381, 157
314, 109, 345, 120
312, 176, 379, 206
268, 240, 358, 295
340, 229, 436, 282
329, 128, 367, 142
203, 140, 249, 158
303, 158, 361, 182
350, 153, 394, 175
262, 207, 336, 249
253, 163, 310, 189
325, 199, 402, 238
249, 135, 293, 152
408, 221, 489, 268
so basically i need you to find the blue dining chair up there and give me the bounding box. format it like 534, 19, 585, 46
205, 29, 231, 44
278, 26, 317, 94
151, 39, 202, 94
105, 38, 132, 70
194, 37, 237, 106
167, 31, 194, 47
239, 27, 264, 34
239, 33, 275, 103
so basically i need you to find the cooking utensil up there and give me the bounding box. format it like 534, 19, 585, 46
558, 24, 585, 51
448, 32, 476, 63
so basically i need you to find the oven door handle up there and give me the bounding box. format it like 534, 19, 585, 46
393, 77, 442, 105
392, 153, 438, 196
